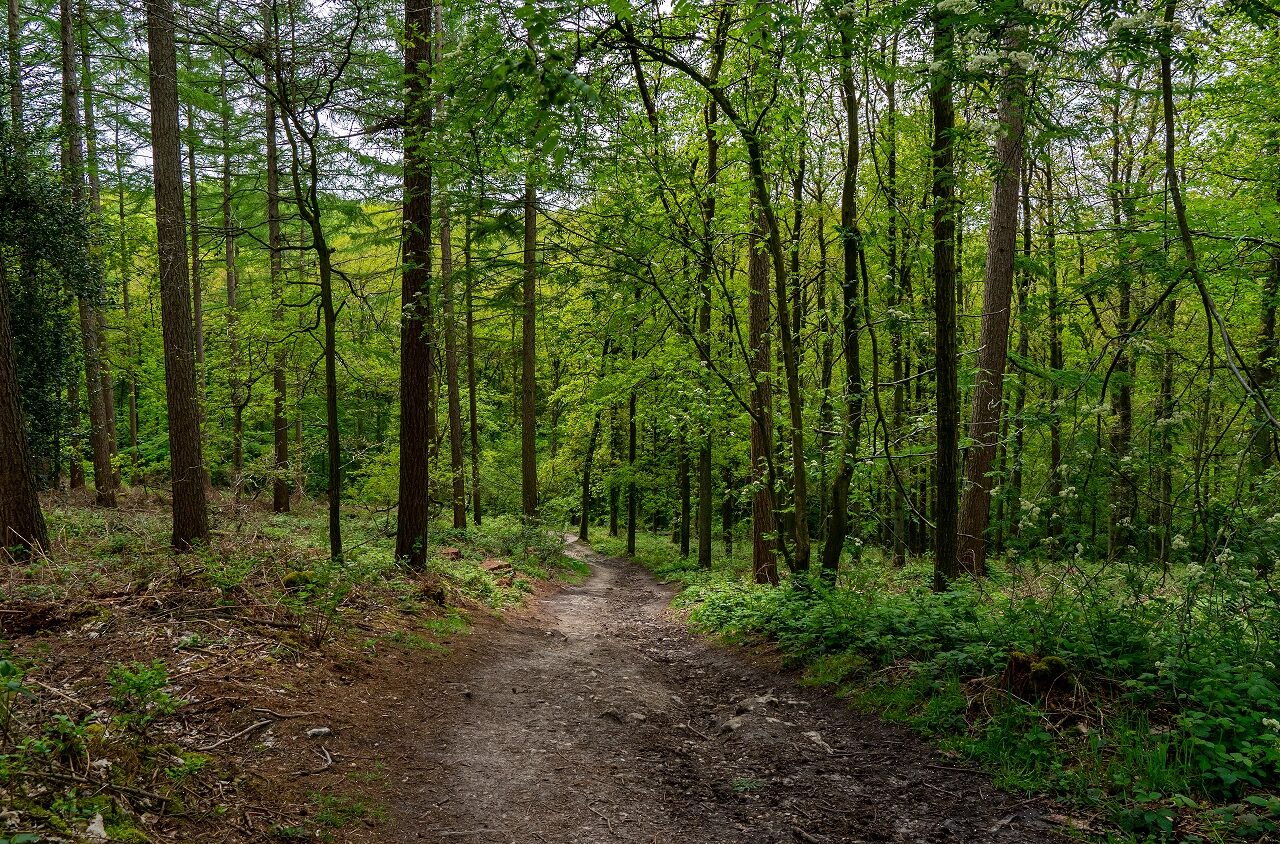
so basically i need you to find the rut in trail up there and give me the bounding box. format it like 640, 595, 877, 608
386, 540, 1066, 843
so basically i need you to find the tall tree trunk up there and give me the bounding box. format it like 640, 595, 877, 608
521, 173, 538, 519
931, 8, 960, 590
441, 199, 466, 530
819, 28, 866, 576
677, 438, 691, 557
186, 103, 204, 376
626, 289, 638, 556
886, 32, 907, 567
695, 28, 724, 569
79, 0, 119, 485
1008, 156, 1031, 540
145, 0, 209, 548
464, 202, 482, 525
956, 26, 1026, 575
396, 0, 433, 567
0, 257, 48, 555
220, 58, 245, 497
62, 0, 114, 507
115, 123, 140, 480
1044, 162, 1063, 544
265, 1, 290, 513
749, 211, 780, 586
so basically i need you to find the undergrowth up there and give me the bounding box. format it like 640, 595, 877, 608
603, 529, 1280, 843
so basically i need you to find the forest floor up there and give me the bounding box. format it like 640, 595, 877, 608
322, 537, 1067, 844
2, 500, 1073, 843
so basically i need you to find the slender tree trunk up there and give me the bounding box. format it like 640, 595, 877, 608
626, 291, 638, 555
521, 173, 538, 519
265, 2, 290, 513
464, 204, 482, 524
186, 103, 204, 376
931, 9, 960, 590
116, 126, 140, 479
721, 462, 735, 558
678, 438, 691, 557
220, 59, 245, 497
1008, 156, 1031, 541
820, 28, 866, 576
145, 0, 209, 548
78, 0, 119, 485
441, 199, 466, 529
695, 70, 722, 570
886, 33, 907, 567
749, 211, 780, 586
956, 26, 1025, 575
62, 0, 115, 507
580, 410, 601, 542
396, 0, 433, 567
1045, 163, 1063, 544
609, 406, 620, 537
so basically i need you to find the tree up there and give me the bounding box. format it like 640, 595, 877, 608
956, 23, 1027, 576
397, 0, 435, 567
146, 0, 210, 549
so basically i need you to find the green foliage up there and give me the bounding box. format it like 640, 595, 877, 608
107, 660, 178, 733
624, 534, 1280, 841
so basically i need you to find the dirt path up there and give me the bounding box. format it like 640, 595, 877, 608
319, 539, 1061, 844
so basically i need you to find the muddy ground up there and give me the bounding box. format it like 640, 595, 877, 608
280, 539, 1067, 844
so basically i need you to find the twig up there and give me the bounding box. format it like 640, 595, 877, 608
253, 707, 316, 719
589, 804, 616, 836
198, 718, 274, 751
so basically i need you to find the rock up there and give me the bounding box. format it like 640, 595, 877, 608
626, 712, 646, 723
718, 715, 746, 734
86, 813, 107, 841
804, 731, 834, 754
305, 727, 332, 738
734, 691, 778, 714
598, 710, 624, 723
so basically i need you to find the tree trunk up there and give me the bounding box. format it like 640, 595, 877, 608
220, 59, 245, 497
396, 0, 433, 567
521, 173, 538, 519
441, 198, 466, 529
0, 257, 48, 555
931, 8, 960, 590
678, 438, 691, 557
464, 204, 482, 525
956, 26, 1025, 576
61, 0, 114, 507
580, 411, 601, 542
749, 212, 780, 586
265, 2, 290, 513
145, 0, 209, 548
186, 103, 204, 377
78, 0, 119, 487
820, 28, 866, 576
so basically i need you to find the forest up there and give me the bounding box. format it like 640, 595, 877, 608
0, 0, 1278, 839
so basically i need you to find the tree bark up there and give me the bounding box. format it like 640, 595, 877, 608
396, 0, 434, 566
61, 0, 115, 507
931, 9, 960, 590
441, 198, 466, 529
956, 27, 1025, 576
819, 28, 866, 576
463, 201, 482, 524
521, 173, 538, 519
146, 0, 209, 548
265, 1, 290, 513
749, 211, 780, 586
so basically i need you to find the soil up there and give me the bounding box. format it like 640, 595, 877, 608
270, 538, 1069, 844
